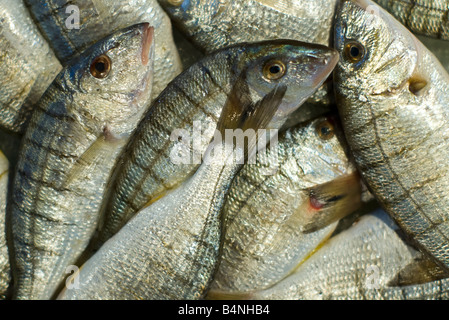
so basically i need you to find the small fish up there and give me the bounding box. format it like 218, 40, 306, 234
24, 0, 182, 98
334, 0, 449, 272
9, 23, 155, 300
59, 71, 290, 300
93, 40, 339, 250
0, 0, 62, 133
249, 209, 449, 300
0, 150, 9, 299
207, 116, 362, 297
375, 0, 449, 40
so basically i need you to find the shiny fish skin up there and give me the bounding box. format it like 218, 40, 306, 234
59, 67, 292, 300
251, 209, 449, 300
208, 116, 362, 296
94, 41, 338, 247
375, 0, 449, 40
9, 23, 155, 300
0, 0, 62, 133
334, 0, 449, 272
24, 0, 181, 98
0, 151, 9, 299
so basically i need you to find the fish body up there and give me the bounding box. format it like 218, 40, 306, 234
334, 0, 449, 271
207, 116, 362, 296
0, 0, 62, 133
24, 0, 181, 98
94, 41, 338, 247
375, 0, 449, 40
10, 23, 155, 300
251, 209, 449, 300
0, 151, 9, 299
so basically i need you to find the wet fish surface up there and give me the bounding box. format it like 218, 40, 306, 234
24, 0, 182, 98
0, 150, 9, 299
0, 0, 62, 133
250, 209, 449, 300
9, 23, 155, 300
207, 115, 362, 297
375, 0, 449, 40
93, 40, 338, 249
334, 0, 449, 272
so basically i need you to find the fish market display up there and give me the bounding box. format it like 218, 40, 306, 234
0, 0, 62, 133
250, 209, 449, 300
59, 70, 293, 300
93, 40, 338, 248
207, 115, 362, 297
9, 23, 155, 300
24, 0, 182, 98
375, 0, 449, 40
334, 0, 449, 272
0, 150, 9, 299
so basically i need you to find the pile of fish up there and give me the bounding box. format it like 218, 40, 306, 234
1, 0, 449, 300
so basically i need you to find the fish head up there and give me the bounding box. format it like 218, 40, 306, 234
64, 23, 155, 138
235, 40, 338, 129
334, 0, 424, 101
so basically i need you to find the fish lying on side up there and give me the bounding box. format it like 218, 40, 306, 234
249, 209, 449, 300
24, 0, 182, 98
375, 0, 449, 40
334, 0, 449, 272
207, 115, 362, 297
9, 23, 155, 300
0, 150, 9, 299
59, 41, 338, 300
158, 0, 340, 125
93, 40, 338, 250
0, 0, 62, 133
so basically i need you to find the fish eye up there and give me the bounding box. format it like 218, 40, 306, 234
90, 54, 111, 79
168, 0, 184, 6
344, 41, 365, 63
316, 120, 335, 140
263, 60, 287, 81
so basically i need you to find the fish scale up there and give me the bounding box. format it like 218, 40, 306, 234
10, 23, 155, 300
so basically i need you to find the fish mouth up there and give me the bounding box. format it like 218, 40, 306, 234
310, 49, 339, 87
140, 23, 154, 66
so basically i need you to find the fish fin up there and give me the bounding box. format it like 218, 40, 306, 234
388, 253, 449, 287
62, 132, 125, 187
301, 172, 363, 233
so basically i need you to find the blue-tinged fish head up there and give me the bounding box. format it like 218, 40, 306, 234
236, 40, 338, 130
158, 0, 224, 40
62, 23, 155, 138
334, 0, 421, 100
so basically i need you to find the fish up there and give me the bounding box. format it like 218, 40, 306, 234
334, 0, 449, 272
416, 35, 449, 73
374, 0, 449, 40
206, 115, 362, 297
158, 0, 339, 125
0, 0, 62, 133
93, 40, 339, 251
249, 209, 449, 300
0, 150, 9, 299
9, 23, 155, 300
58, 70, 292, 300
24, 0, 182, 98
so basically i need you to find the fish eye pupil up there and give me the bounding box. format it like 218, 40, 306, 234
350, 46, 360, 58
95, 62, 106, 73
90, 54, 111, 79
270, 65, 281, 74
263, 60, 287, 80
344, 41, 365, 63
321, 126, 331, 136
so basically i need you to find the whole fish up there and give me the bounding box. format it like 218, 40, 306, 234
207, 115, 362, 297
9, 23, 155, 300
250, 209, 449, 300
375, 0, 449, 40
24, 0, 181, 98
59, 69, 294, 300
0, 0, 62, 133
93, 40, 339, 249
0, 151, 9, 299
334, 0, 449, 271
